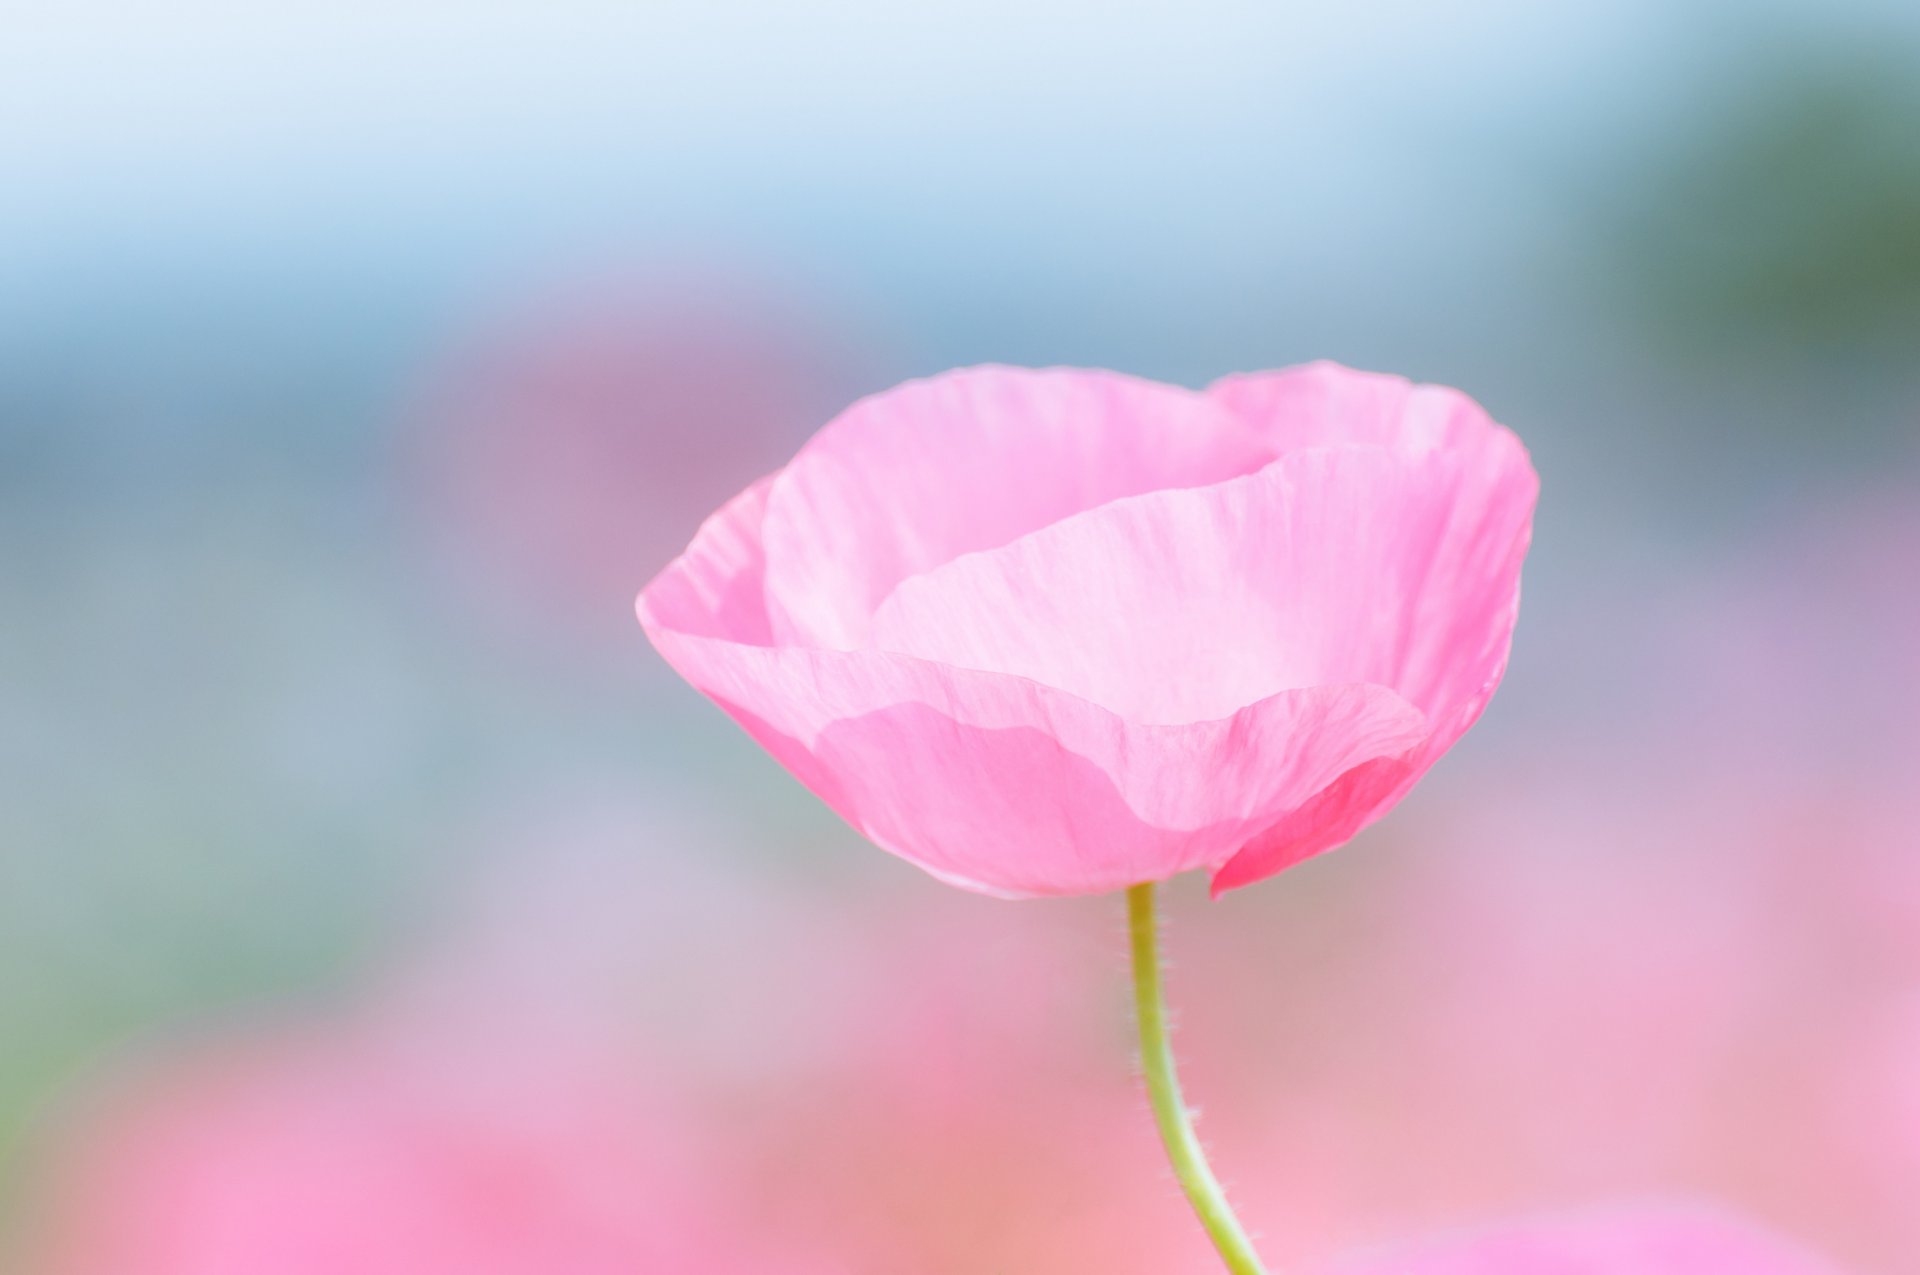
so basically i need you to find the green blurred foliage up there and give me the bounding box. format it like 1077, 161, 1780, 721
1614, 47, 1920, 359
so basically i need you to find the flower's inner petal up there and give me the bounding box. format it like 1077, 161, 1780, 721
870, 444, 1527, 726
759, 366, 1274, 649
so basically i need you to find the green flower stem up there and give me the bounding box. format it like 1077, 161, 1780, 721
1128, 881, 1271, 1275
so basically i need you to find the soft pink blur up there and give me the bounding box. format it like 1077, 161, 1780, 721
1319, 1207, 1840, 1273
15, 753, 1912, 1272
20, 1022, 819, 1275
639, 362, 1538, 897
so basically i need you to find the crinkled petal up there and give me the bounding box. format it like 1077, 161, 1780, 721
870, 445, 1517, 725
640, 473, 778, 643
759, 365, 1273, 648
634, 624, 1424, 897
1208, 360, 1502, 457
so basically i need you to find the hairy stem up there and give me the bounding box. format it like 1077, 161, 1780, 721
1128, 881, 1271, 1275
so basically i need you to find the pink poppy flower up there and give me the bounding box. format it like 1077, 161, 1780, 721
1320, 1207, 1841, 1274
639, 362, 1537, 896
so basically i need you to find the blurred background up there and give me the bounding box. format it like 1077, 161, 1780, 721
3, 1, 1919, 1271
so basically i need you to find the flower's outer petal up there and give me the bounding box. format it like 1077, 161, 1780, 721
1321, 1207, 1840, 1274
635, 623, 1424, 897
639, 470, 781, 645
1208, 359, 1499, 457
1212, 408, 1535, 891
1213, 755, 1415, 887
759, 366, 1274, 648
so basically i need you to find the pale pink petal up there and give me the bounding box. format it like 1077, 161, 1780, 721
638, 621, 1423, 896
1324, 1208, 1841, 1274
865, 442, 1533, 892
759, 365, 1274, 648
1215, 442, 1534, 889
639, 472, 779, 643
1215, 754, 1415, 888
871, 446, 1508, 724
1209, 360, 1502, 456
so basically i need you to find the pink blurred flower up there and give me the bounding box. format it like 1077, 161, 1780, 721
408, 266, 868, 641
18, 1016, 831, 1275
1320, 1207, 1841, 1273
1817, 991, 1920, 1266
639, 362, 1537, 897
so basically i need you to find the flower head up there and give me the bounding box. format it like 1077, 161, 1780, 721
640, 362, 1536, 896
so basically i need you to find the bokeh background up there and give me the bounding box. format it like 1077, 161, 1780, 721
4, 1, 1919, 1270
